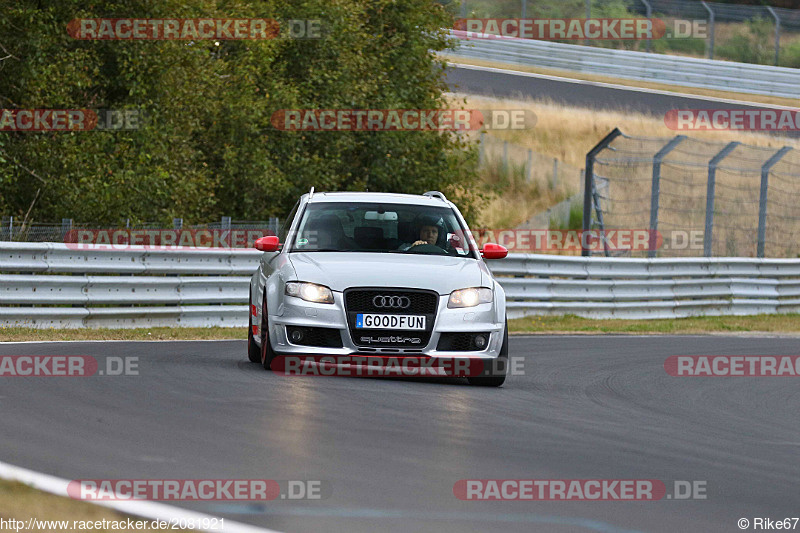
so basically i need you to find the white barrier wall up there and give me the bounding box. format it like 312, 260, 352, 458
0, 243, 798, 327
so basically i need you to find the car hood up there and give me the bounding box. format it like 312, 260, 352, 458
288, 252, 484, 294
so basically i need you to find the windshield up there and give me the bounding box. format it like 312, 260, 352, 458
288, 202, 478, 257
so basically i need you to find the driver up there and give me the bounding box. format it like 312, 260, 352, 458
399, 215, 444, 251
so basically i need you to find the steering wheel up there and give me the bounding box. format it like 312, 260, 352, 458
407, 243, 448, 255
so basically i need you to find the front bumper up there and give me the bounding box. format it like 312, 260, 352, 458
267, 290, 504, 359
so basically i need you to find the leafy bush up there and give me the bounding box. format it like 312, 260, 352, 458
0, 0, 482, 225
716, 17, 774, 65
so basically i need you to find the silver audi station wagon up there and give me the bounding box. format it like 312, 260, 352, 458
247, 190, 510, 386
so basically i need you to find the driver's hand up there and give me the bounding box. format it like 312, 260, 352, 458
412, 240, 427, 246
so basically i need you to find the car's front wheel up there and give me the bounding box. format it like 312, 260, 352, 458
260, 294, 278, 370
247, 293, 261, 363
467, 320, 508, 387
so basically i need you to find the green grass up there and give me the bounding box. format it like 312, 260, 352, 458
0, 326, 246, 342
1, 316, 799, 342
509, 314, 800, 335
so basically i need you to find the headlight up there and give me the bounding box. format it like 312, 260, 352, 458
448, 287, 493, 308
285, 282, 334, 304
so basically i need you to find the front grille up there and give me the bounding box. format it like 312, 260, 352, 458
345, 289, 438, 315
286, 326, 343, 348
344, 288, 439, 348
437, 332, 491, 352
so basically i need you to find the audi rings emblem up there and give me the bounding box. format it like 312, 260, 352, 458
373, 295, 411, 309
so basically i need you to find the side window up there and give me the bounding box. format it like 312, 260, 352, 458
279, 200, 300, 243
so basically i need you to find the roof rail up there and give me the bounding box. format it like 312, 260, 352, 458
309, 187, 315, 199
423, 191, 448, 202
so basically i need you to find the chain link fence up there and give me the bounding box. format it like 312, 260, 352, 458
585, 129, 800, 258
442, 0, 800, 67
0, 217, 281, 243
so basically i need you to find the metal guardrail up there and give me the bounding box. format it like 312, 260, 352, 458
0, 244, 798, 327
0, 243, 260, 328
497, 254, 800, 319
447, 30, 800, 99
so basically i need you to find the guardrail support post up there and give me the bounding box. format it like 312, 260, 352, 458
649, 135, 686, 258
583, 128, 622, 257
757, 146, 792, 258
704, 142, 740, 257
701, 1, 715, 59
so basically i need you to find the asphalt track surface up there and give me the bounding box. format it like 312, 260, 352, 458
2, 336, 800, 532
446, 65, 800, 139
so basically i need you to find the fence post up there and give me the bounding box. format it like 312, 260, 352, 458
552, 158, 558, 189
585, 0, 591, 46
766, 6, 781, 66
503, 141, 509, 174
583, 128, 622, 257
649, 136, 686, 258
521, 0, 526, 19
221, 216, 231, 231
478, 131, 485, 167
704, 142, 739, 257
461, 0, 467, 17
757, 146, 792, 258
173, 218, 183, 230
640, 0, 652, 53
60, 218, 73, 241
527, 149, 533, 183
701, 1, 715, 59
592, 178, 609, 257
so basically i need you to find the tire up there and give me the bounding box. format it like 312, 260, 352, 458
467, 319, 508, 387
260, 293, 278, 370
247, 293, 261, 363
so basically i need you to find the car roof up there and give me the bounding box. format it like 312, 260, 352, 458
305, 191, 450, 206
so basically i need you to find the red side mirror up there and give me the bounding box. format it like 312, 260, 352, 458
254, 235, 280, 252
480, 242, 508, 259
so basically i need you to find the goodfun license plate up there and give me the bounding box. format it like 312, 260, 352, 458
356, 314, 426, 330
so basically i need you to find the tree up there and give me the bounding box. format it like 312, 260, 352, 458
0, 0, 480, 225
